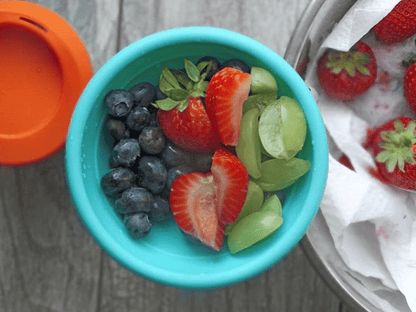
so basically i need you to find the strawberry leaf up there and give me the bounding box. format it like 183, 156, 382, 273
194, 80, 209, 92
326, 50, 371, 77
161, 67, 181, 89
164, 88, 190, 101
189, 90, 205, 98
154, 98, 180, 111
170, 69, 193, 90
376, 120, 416, 172
196, 61, 211, 72
177, 99, 189, 112
184, 59, 201, 82
159, 76, 171, 93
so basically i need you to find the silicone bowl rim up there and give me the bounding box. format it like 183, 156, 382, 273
66, 26, 328, 289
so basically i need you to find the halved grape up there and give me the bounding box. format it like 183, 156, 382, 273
250, 67, 278, 95
242, 93, 277, 114
225, 180, 264, 235
260, 194, 282, 216
252, 158, 311, 191
236, 109, 262, 179
259, 96, 307, 159
227, 211, 283, 254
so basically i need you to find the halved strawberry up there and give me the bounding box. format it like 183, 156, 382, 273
211, 148, 249, 224
169, 172, 225, 251
157, 97, 221, 153
205, 67, 252, 146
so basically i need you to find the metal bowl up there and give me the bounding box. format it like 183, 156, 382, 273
285, 1, 411, 311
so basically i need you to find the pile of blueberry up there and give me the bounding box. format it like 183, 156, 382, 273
100, 81, 214, 238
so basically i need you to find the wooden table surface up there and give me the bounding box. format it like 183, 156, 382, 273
0, 0, 357, 311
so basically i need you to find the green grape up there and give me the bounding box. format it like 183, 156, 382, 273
225, 180, 264, 235
252, 158, 311, 191
227, 211, 283, 254
236, 109, 262, 179
259, 96, 307, 159
242, 93, 277, 115
250, 67, 278, 95
260, 194, 282, 216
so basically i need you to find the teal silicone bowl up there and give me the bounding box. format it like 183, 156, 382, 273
65, 26, 328, 289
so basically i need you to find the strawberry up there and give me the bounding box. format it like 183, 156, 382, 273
169, 172, 225, 251
154, 60, 222, 153
157, 97, 221, 153
364, 117, 416, 191
338, 154, 354, 171
316, 41, 377, 101
205, 67, 251, 146
211, 148, 249, 224
169, 148, 249, 250
373, 0, 416, 44
404, 61, 416, 113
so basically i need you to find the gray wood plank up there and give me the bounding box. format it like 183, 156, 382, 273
0, 0, 120, 311
0, 152, 101, 312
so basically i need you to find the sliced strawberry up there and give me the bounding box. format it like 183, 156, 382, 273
211, 148, 249, 224
157, 97, 221, 153
169, 172, 224, 251
205, 67, 251, 146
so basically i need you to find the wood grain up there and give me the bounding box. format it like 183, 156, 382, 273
0, 0, 358, 311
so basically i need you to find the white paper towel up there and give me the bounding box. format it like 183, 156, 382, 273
304, 0, 416, 311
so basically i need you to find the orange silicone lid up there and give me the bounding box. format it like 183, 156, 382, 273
0, 1, 93, 166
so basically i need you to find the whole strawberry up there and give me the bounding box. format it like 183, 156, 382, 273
316, 41, 377, 101
157, 97, 221, 153
154, 60, 222, 153
364, 117, 416, 191
373, 0, 416, 44
404, 61, 416, 113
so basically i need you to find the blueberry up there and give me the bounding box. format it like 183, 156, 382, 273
137, 156, 167, 194
100, 167, 136, 196
124, 212, 151, 238
197, 56, 221, 80
149, 113, 159, 127
166, 165, 193, 191
126, 106, 151, 132
149, 196, 171, 222
105, 89, 134, 118
129, 82, 156, 108
155, 86, 167, 101
161, 141, 193, 168
115, 187, 153, 214
139, 126, 166, 155
221, 59, 251, 73
111, 139, 141, 168
106, 116, 130, 142
191, 153, 213, 172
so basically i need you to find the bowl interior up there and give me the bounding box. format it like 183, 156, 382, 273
66, 27, 328, 289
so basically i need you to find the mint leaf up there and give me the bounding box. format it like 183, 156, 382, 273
184, 59, 200, 82
153, 98, 180, 111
